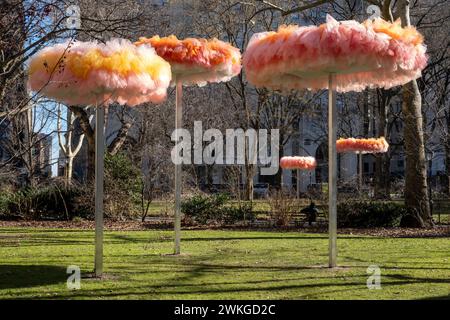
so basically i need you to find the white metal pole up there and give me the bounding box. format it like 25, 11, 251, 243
95, 105, 105, 277
328, 73, 337, 268
174, 80, 183, 255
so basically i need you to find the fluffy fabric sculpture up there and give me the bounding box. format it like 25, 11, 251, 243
280, 156, 317, 170
243, 15, 427, 92
135, 35, 241, 85
336, 137, 389, 153
28, 39, 172, 106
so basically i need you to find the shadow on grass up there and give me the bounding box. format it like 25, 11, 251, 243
0, 265, 67, 290
107, 234, 385, 243
420, 294, 450, 300
60, 272, 450, 300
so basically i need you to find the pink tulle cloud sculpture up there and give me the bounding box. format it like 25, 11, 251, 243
243, 15, 427, 92
336, 137, 389, 154
28, 39, 172, 106
135, 35, 241, 86
280, 156, 317, 170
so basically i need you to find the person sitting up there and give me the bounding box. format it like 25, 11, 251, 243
300, 201, 319, 226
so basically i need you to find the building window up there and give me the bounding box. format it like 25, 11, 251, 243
397, 160, 404, 168
304, 138, 312, 146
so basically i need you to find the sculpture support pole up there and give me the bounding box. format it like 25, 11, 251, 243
95, 105, 105, 277
328, 73, 337, 268
296, 169, 300, 199
174, 80, 182, 255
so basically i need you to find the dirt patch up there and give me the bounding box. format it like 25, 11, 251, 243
0, 220, 168, 231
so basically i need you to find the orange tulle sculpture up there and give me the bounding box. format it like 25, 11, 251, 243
135, 35, 241, 86
280, 156, 317, 170
28, 39, 172, 106
243, 15, 427, 92
336, 137, 389, 154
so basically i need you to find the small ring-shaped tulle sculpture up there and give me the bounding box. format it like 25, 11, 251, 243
28, 39, 172, 106
280, 156, 317, 170
243, 15, 427, 92
135, 35, 241, 86
336, 137, 389, 154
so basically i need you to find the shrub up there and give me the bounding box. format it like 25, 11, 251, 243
181, 193, 229, 224
337, 201, 409, 228
0, 192, 19, 219
268, 190, 297, 227
104, 153, 142, 220
222, 203, 255, 224
181, 193, 255, 225
3, 183, 93, 220
0, 152, 144, 221
0, 193, 9, 214
7, 187, 43, 220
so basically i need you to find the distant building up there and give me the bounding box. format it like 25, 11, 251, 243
33, 133, 53, 178
0, 125, 53, 182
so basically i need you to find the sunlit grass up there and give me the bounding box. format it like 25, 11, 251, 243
0, 228, 449, 299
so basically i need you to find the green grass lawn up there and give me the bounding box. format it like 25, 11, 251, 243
0, 228, 449, 300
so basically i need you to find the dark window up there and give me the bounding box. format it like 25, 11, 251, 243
363, 162, 369, 173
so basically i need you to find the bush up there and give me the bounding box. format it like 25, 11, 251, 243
7, 187, 49, 220
268, 190, 297, 227
2, 183, 93, 220
222, 203, 256, 224
0, 193, 10, 214
0, 192, 18, 219
181, 193, 228, 224
181, 193, 254, 225
0, 153, 143, 221
104, 153, 142, 220
337, 201, 409, 228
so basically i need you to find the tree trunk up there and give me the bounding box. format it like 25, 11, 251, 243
69, 106, 95, 181
445, 142, 450, 195
243, 130, 256, 201
244, 164, 255, 201
273, 143, 285, 189
402, 80, 432, 226
86, 135, 95, 182
399, 0, 433, 227
108, 122, 132, 155
65, 156, 74, 186
445, 109, 450, 195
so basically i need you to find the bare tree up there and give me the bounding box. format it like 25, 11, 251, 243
397, 0, 432, 226
57, 104, 88, 186
1, 0, 163, 187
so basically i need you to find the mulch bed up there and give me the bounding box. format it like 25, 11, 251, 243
0, 220, 449, 238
